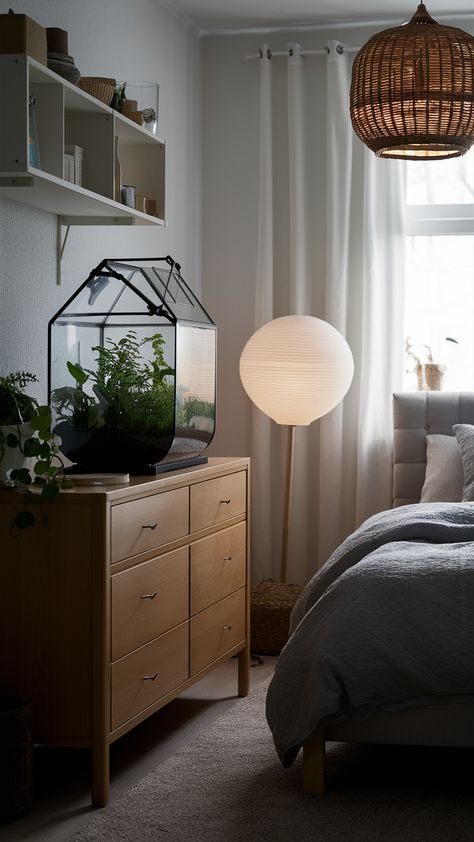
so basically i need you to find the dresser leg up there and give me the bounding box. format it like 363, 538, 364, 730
91, 741, 109, 807
238, 644, 250, 697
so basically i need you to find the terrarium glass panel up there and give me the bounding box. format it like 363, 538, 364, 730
48, 257, 216, 474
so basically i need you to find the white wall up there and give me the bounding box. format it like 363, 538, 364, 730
0, 0, 201, 400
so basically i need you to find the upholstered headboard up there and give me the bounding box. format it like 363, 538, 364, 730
392, 392, 474, 507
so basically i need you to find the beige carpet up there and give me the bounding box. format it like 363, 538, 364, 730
71, 678, 474, 841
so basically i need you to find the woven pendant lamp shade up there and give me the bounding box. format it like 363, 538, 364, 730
350, 3, 474, 160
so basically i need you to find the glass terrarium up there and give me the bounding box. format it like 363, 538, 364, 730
48, 256, 216, 474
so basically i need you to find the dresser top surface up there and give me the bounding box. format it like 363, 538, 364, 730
0, 457, 250, 505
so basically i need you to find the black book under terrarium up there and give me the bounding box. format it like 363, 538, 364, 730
48, 256, 216, 474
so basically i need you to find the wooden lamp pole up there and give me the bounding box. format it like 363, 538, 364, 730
280, 425, 295, 584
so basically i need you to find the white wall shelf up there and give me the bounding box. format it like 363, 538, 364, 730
0, 55, 166, 227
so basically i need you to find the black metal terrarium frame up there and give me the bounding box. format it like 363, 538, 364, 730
48, 255, 217, 475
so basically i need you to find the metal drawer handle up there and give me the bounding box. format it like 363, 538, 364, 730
223, 625, 233, 630
143, 673, 159, 681
142, 523, 158, 530
141, 592, 159, 600
224, 556, 232, 561
220, 499, 231, 505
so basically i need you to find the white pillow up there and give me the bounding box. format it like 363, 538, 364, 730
453, 424, 474, 502
420, 434, 463, 503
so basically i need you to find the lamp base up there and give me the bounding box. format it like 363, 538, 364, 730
250, 579, 304, 655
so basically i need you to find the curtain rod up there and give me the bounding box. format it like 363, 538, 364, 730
245, 45, 360, 59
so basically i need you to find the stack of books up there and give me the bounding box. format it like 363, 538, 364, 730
63, 145, 84, 186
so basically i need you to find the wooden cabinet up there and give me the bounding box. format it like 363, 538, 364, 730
0, 457, 250, 806
0, 54, 165, 226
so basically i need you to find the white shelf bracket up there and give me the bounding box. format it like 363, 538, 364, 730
57, 217, 71, 286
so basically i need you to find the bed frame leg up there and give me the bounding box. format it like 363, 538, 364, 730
303, 731, 325, 795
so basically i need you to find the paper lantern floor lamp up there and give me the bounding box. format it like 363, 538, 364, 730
239, 315, 354, 583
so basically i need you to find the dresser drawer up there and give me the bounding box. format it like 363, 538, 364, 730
111, 487, 189, 563
190, 588, 246, 676
190, 471, 246, 533
190, 522, 246, 615
111, 622, 189, 730
111, 546, 189, 661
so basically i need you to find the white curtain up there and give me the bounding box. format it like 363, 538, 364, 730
250, 45, 276, 583
250, 41, 406, 584
319, 41, 406, 562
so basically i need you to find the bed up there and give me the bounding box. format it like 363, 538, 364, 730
266, 391, 474, 794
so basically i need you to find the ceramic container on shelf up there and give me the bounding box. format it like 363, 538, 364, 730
46, 27, 81, 84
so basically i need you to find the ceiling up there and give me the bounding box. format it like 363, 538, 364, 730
171, 1, 474, 31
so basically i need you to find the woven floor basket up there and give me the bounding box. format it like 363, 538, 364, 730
0, 697, 32, 818
251, 579, 304, 655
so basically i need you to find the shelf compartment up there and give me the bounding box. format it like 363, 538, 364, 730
30, 78, 63, 179
119, 142, 165, 220
65, 113, 114, 198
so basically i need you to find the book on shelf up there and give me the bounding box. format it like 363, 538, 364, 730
64, 145, 84, 187
63, 153, 74, 184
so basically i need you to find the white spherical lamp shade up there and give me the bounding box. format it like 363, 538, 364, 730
239, 315, 354, 426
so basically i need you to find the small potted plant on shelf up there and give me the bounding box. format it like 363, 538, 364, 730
405, 337, 458, 391
0, 371, 68, 530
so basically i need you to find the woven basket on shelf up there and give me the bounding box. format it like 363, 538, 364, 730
78, 76, 116, 105
251, 579, 304, 656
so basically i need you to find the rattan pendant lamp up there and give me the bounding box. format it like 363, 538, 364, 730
350, 3, 474, 160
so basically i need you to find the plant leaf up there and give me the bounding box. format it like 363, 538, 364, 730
6, 432, 19, 447
67, 361, 89, 386
23, 437, 41, 457
34, 461, 48, 476
41, 483, 60, 502
13, 468, 32, 485
13, 510, 35, 530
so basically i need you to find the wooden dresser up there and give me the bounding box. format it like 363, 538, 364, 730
0, 457, 250, 806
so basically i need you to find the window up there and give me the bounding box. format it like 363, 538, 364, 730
404, 152, 474, 391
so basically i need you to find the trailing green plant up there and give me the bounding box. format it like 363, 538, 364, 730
0, 369, 38, 423
0, 371, 69, 530
57, 331, 175, 437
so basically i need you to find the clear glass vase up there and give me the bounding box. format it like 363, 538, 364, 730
124, 82, 159, 134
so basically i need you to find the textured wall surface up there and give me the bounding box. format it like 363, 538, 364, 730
0, 0, 201, 401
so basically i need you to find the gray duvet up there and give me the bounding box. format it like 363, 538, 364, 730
266, 503, 474, 766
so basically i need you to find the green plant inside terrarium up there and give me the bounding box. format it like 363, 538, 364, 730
52, 330, 175, 436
